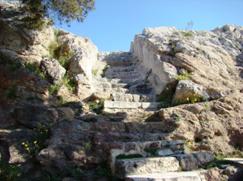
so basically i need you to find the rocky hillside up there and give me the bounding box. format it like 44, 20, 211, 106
0, 2, 243, 181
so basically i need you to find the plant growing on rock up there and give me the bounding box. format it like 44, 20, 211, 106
176, 71, 191, 81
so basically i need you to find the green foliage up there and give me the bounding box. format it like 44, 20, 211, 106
48, 83, 62, 95
173, 93, 204, 105
21, 123, 50, 156
22, 0, 95, 24
92, 69, 98, 76
116, 154, 143, 160
63, 74, 76, 92
48, 41, 59, 59
144, 148, 159, 156
4, 85, 18, 100
176, 72, 191, 81
0, 162, 22, 181
25, 62, 46, 79
181, 31, 194, 38
88, 99, 104, 114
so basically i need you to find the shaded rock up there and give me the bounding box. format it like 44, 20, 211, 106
40, 58, 66, 84
12, 104, 58, 128
57, 32, 98, 80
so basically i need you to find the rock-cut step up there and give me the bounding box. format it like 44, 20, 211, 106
115, 157, 180, 178
125, 171, 206, 181
104, 100, 161, 112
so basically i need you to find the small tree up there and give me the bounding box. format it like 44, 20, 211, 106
22, 0, 95, 23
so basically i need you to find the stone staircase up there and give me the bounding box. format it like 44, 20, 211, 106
94, 52, 160, 117
88, 52, 214, 180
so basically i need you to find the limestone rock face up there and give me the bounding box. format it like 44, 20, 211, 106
40, 58, 66, 84
57, 32, 98, 80
131, 25, 243, 96
157, 92, 243, 153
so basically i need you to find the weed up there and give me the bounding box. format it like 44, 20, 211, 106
21, 123, 50, 156
48, 83, 62, 95
181, 31, 194, 38
116, 154, 143, 159
0, 161, 22, 181
84, 142, 92, 152
92, 69, 98, 76
25, 62, 45, 79
144, 148, 159, 156
63, 74, 76, 93
88, 99, 104, 114
176, 72, 191, 81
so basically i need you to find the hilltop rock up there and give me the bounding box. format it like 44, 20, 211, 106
131, 25, 243, 98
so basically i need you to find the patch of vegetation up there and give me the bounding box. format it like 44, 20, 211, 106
48, 83, 62, 95
88, 99, 104, 114
0, 161, 22, 181
175, 72, 191, 81
21, 123, 50, 156
116, 154, 143, 160
63, 74, 76, 93
4, 85, 18, 100
25, 62, 46, 79
22, 16, 52, 30
181, 31, 194, 38
144, 148, 159, 156
101, 65, 109, 77
95, 162, 113, 178
92, 69, 98, 76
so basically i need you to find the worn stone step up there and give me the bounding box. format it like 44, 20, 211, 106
110, 92, 155, 102
106, 70, 140, 78
111, 92, 141, 102
106, 65, 137, 73
115, 157, 180, 178
104, 101, 161, 111
125, 171, 206, 181
92, 132, 169, 143
90, 121, 169, 133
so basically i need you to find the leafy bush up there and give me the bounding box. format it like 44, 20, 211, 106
63, 74, 76, 92
176, 72, 191, 80
0, 162, 22, 181
181, 31, 194, 38
88, 99, 104, 114
25, 62, 46, 79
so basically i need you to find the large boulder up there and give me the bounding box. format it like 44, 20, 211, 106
173, 80, 209, 105
57, 32, 98, 81
40, 58, 66, 84
131, 25, 243, 97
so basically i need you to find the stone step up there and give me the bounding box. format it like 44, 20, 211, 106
92, 132, 169, 143
106, 65, 137, 73
111, 92, 141, 102
125, 171, 206, 181
110, 92, 155, 102
115, 157, 180, 178
90, 121, 169, 133
104, 101, 161, 111
105, 70, 140, 78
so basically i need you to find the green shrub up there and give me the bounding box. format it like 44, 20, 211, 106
63, 74, 76, 92
176, 72, 191, 81
92, 69, 98, 76
25, 62, 45, 79
181, 31, 194, 38
88, 99, 104, 114
48, 83, 62, 95
0, 162, 22, 181
21, 123, 50, 156
116, 154, 143, 159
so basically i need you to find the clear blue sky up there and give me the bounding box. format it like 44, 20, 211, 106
56, 0, 243, 52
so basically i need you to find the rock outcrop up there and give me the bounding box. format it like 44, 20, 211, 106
0, 2, 243, 180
